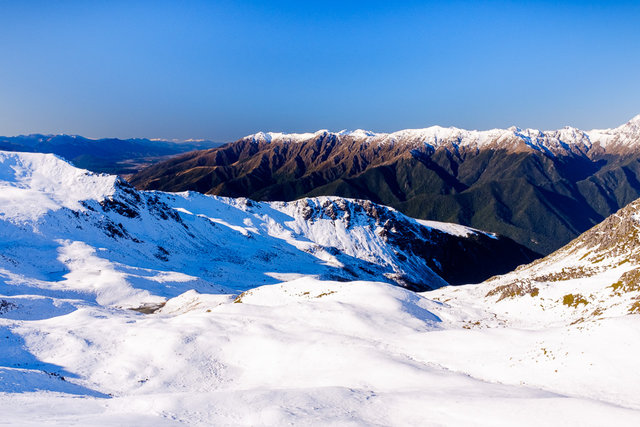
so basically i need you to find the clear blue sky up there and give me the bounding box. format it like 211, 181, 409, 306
1, 0, 639, 141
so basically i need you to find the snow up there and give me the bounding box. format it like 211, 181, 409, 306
241, 114, 640, 154
0, 151, 474, 315
587, 113, 640, 149
2, 276, 640, 425
416, 218, 496, 239
249, 130, 329, 144
338, 129, 379, 138
1, 150, 640, 425
0, 151, 117, 220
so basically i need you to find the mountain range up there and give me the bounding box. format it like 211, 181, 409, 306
130, 115, 640, 255
0, 134, 223, 175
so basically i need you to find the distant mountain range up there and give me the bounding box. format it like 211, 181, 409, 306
130, 115, 640, 254
0, 134, 223, 175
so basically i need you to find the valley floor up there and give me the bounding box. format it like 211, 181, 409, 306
1, 278, 638, 426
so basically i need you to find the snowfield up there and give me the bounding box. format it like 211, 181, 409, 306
2, 278, 640, 426
1, 151, 640, 425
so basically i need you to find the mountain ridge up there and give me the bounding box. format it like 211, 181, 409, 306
130, 115, 640, 254
240, 113, 640, 152
0, 150, 536, 297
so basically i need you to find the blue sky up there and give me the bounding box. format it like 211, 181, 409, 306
0, 0, 639, 141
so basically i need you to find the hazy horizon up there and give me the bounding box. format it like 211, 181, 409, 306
2, 111, 640, 144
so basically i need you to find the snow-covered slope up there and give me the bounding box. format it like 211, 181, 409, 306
0, 150, 534, 306
246, 114, 640, 155
587, 114, 640, 150
423, 197, 640, 411
3, 277, 640, 425
7, 276, 640, 425
0, 151, 118, 220
2, 151, 640, 425
429, 197, 640, 327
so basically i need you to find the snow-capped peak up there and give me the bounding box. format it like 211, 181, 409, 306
626, 113, 640, 126
619, 113, 640, 135
586, 114, 640, 148
249, 130, 330, 144
0, 150, 118, 220
338, 129, 379, 138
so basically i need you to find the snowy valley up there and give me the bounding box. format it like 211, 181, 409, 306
1, 151, 640, 425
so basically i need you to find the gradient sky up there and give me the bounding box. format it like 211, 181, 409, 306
1, 0, 639, 141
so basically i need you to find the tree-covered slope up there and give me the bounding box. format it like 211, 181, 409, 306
131, 116, 640, 254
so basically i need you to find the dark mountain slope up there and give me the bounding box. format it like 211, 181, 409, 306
130, 117, 640, 254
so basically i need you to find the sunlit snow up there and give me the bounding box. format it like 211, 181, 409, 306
1, 151, 639, 425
